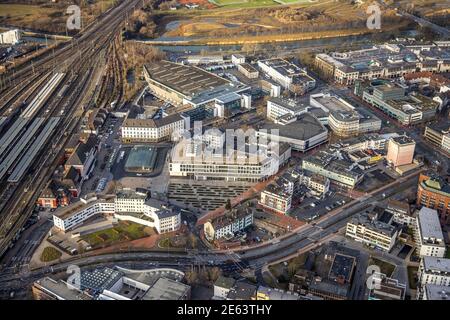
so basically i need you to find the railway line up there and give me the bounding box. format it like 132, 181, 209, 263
0, 0, 142, 259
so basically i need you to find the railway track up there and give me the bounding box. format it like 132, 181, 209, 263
0, 0, 142, 258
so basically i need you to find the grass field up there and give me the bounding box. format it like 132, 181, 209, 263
210, 0, 278, 8
82, 221, 152, 248
0, 1, 116, 33
210, 0, 320, 8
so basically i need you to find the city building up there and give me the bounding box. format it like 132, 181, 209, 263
418, 256, 450, 288
310, 93, 381, 137
121, 106, 186, 143
386, 199, 414, 227
203, 207, 254, 241
257, 58, 316, 93
302, 150, 364, 189
143, 60, 249, 109
414, 207, 446, 258
64, 134, 98, 181
424, 123, 450, 154
308, 279, 349, 300
259, 182, 293, 215
315, 44, 450, 85
0, 29, 21, 45
256, 286, 300, 300
231, 54, 245, 65
360, 81, 439, 125
227, 281, 257, 300
386, 135, 416, 168
52, 191, 180, 234
422, 284, 450, 300
213, 276, 236, 299
169, 134, 291, 182
266, 97, 309, 121
32, 277, 92, 300
345, 212, 399, 252
49, 266, 191, 300
258, 112, 328, 152
237, 63, 259, 79
367, 273, 406, 300
417, 173, 450, 224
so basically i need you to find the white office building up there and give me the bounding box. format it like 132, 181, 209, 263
418, 256, 450, 288
0, 29, 21, 45
53, 191, 180, 234
121, 113, 185, 143
415, 207, 447, 258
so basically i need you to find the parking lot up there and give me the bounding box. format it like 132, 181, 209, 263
292, 191, 353, 222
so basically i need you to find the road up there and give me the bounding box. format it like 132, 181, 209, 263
0, 167, 420, 298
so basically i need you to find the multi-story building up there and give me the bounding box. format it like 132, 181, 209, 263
310, 93, 381, 137
213, 276, 236, 299
237, 63, 259, 79
121, 111, 185, 143
345, 212, 398, 252
367, 273, 406, 300
64, 134, 98, 181
266, 97, 308, 121
386, 199, 414, 227
302, 150, 364, 189
256, 286, 300, 300
52, 191, 180, 234
414, 207, 446, 258
418, 256, 450, 288
0, 29, 21, 45
258, 112, 329, 152
170, 135, 291, 182
203, 207, 254, 241
424, 123, 450, 154
315, 44, 450, 85
360, 82, 439, 125
417, 173, 450, 224
259, 183, 292, 215
422, 284, 450, 300
257, 58, 316, 93
386, 135, 416, 168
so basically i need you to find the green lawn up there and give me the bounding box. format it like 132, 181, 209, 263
368, 257, 396, 277
40, 246, 62, 262
211, 0, 279, 8
82, 222, 151, 248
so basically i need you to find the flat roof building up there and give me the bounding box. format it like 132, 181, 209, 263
346, 212, 398, 252
415, 207, 446, 258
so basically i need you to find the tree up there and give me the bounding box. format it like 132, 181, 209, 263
187, 233, 198, 249
225, 199, 232, 211
207, 267, 222, 282
185, 269, 198, 285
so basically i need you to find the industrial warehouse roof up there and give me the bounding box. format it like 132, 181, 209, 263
144, 60, 229, 98
260, 114, 327, 142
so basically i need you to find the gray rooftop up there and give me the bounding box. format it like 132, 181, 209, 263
422, 256, 450, 273
142, 277, 190, 300
261, 113, 328, 141
417, 207, 445, 243
425, 284, 450, 300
